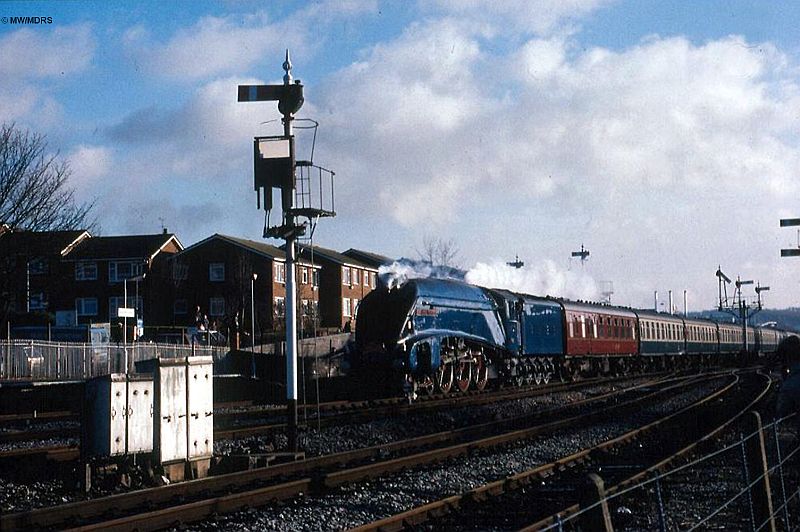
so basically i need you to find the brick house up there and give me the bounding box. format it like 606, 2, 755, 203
167, 234, 321, 342
0, 229, 91, 327
294, 244, 379, 330
61, 232, 183, 327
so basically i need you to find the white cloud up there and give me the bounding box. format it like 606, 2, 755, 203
123, 2, 377, 82
125, 13, 300, 81
310, 25, 800, 308
0, 24, 93, 129
95, 75, 281, 242
429, 0, 611, 36
68, 145, 113, 189
0, 24, 95, 78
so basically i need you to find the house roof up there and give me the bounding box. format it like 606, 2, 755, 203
293, 243, 377, 270
175, 233, 320, 268
0, 229, 91, 257
342, 248, 393, 269
178, 233, 284, 259
66, 233, 183, 262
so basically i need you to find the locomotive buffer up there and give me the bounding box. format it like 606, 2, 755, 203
238, 51, 335, 452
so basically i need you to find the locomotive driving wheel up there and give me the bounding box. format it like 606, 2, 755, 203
472, 354, 488, 391
455, 360, 472, 393
436, 363, 454, 395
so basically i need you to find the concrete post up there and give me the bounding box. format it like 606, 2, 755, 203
744, 412, 776, 532
578, 473, 614, 531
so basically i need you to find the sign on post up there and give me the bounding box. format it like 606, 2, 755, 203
117, 307, 135, 318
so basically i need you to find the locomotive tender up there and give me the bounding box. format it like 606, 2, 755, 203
352, 277, 791, 398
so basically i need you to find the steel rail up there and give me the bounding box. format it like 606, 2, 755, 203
346, 371, 757, 532
521, 370, 773, 531
1, 373, 683, 530
0, 373, 655, 458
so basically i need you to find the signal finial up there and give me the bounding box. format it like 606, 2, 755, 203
283, 49, 293, 85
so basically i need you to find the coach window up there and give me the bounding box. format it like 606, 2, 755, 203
568, 320, 574, 338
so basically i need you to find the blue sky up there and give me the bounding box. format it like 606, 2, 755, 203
2, 1, 799, 310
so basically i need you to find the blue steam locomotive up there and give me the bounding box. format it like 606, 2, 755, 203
352, 277, 792, 398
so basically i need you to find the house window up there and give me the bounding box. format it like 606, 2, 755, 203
76, 297, 98, 316
209, 297, 225, 316
274, 262, 285, 283
109, 261, 143, 283
29, 292, 47, 310
75, 261, 97, 281
301, 267, 308, 284
173, 299, 188, 315
342, 297, 351, 317
109, 296, 142, 319
312, 270, 320, 287
342, 267, 351, 286
274, 297, 286, 318
209, 262, 225, 282
364, 271, 370, 287
353, 269, 360, 286
353, 298, 359, 316
370, 272, 376, 288
172, 261, 188, 281
301, 299, 310, 315
28, 257, 48, 275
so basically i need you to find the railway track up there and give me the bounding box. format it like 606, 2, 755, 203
1, 371, 710, 530
349, 369, 771, 531
0, 374, 652, 454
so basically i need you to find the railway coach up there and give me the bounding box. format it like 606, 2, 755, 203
558, 301, 638, 378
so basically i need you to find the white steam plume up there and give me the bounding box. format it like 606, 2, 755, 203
378, 260, 462, 290
465, 260, 599, 301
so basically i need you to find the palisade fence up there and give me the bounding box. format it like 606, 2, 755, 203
0, 339, 227, 381
547, 412, 800, 531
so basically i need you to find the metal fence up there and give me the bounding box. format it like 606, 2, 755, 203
0, 339, 227, 381
545, 412, 800, 531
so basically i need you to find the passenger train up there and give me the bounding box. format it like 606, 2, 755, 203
352, 278, 793, 398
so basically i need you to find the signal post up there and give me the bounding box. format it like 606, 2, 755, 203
238, 52, 334, 451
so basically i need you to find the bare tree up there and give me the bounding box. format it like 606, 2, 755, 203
0, 123, 95, 231
417, 235, 460, 268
